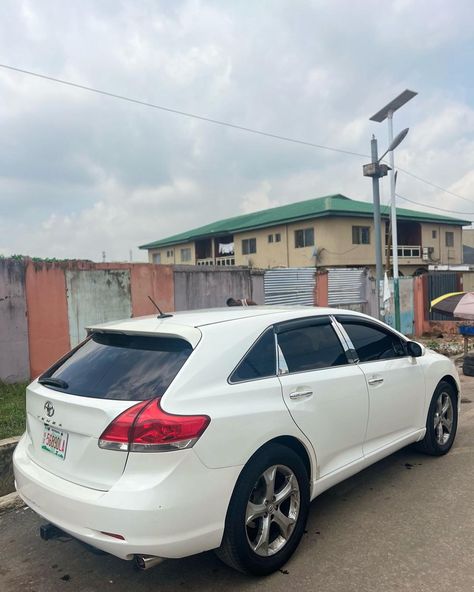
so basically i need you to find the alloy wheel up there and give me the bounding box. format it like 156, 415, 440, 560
434, 391, 454, 446
245, 464, 300, 557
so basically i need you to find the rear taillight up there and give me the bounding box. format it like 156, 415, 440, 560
98, 398, 210, 453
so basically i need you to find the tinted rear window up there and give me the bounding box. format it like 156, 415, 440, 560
230, 328, 276, 383
41, 333, 193, 400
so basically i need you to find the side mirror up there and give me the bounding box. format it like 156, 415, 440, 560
407, 341, 423, 357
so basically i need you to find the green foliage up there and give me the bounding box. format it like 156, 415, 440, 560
0, 382, 27, 440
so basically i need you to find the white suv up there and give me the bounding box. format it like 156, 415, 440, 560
13, 306, 460, 575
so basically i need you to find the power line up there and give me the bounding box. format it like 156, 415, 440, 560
0, 63, 368, 158
397, 167, 474, 205
1, 63, 473, 209
396, 192, 474, 218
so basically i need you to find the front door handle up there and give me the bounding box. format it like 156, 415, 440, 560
368, 377, 384, 386
289, 389, 313, 400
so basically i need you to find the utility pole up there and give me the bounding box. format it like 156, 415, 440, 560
363, 136, 389, 318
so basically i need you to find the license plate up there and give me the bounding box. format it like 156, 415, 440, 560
42, 425, 69, 460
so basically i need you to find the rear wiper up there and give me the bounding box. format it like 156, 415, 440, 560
38, 377, 69, 389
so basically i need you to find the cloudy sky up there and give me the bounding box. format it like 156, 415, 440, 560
1, 0, 473, 261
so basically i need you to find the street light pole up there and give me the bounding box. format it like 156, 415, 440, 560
370, 89, 417, 332
387, 111, 401, 330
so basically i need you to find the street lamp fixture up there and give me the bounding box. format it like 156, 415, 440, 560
368, 90, 417, 331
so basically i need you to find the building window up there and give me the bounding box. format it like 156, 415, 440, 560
432, 230, 437, 239
180, 248, 191, 262
294, 228, 314, 248
275, 233, 281, 242
242, 238, 257, 255
152, 253, 161, 264
352, 226, 370, 245
268, 234, 274, 243
445, 232, 454, 247
166, 249, 174, 258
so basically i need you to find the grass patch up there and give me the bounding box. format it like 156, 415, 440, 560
0, 382, 27, 440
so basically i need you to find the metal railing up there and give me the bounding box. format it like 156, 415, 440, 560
196, 258, 235, 266
385, 245, 421, 258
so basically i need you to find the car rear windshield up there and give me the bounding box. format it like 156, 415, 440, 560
40, 333, 193, 400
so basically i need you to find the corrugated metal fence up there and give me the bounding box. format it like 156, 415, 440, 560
428, 272, 462, 321
264, 268, 315, 306
328, 268, 367, 307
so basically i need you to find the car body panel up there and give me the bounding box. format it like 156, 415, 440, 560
13, 305, 461, 563
358, 356, 426, 455
279, 364, 369, 477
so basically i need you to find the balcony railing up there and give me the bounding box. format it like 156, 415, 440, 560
196, 257, 235, 266
384, 245, 421, 258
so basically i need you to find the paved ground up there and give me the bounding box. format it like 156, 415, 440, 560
2, 374, 474, 592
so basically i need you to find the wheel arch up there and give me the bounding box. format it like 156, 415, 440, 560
439, 374, 460, 399
244, 435, 313, 485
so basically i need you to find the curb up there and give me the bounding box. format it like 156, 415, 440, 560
0, 491, 24, 514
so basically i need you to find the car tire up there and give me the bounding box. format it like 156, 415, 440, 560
415, 380, 458, 456
462, 357, 474, 376
215, 443, 310, 576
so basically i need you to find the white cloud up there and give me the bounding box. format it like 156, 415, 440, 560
0, 0, 473, 261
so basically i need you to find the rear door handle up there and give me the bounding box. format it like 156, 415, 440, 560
289, 389, 313, 400
368, 377, 384, 386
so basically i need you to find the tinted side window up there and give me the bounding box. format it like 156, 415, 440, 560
278, 323, 347, 373
341, 322, 406, 362
230, 328, 276, 382
42, 333, 193, 400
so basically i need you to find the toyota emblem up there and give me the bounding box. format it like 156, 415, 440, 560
44, 401, 55, 418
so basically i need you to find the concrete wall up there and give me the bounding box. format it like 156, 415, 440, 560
66, 269, 132, 347
0, 259, 175, 381
26, 262, 71, 379
0, 259, 270, 381
174, 267, 264, 310
0, 260, 29, 383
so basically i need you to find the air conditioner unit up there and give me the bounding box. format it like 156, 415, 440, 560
422, 247, 429, 261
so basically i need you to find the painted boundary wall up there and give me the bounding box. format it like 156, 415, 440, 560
174, 267, 264, 310
1, 259, 265, 382
0, 259, 174, 381
0, 260, 29, 382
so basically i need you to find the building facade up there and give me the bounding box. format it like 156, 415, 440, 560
140, 195, 468, 275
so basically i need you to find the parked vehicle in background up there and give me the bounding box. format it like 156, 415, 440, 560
14, 306, 460, 575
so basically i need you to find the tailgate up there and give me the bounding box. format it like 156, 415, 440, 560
25, 382, 134, 491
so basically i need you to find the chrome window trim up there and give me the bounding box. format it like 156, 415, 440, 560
329, 316, 359, 363
334, 315, 409, 364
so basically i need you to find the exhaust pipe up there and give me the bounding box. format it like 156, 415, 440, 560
134, 555, 165, 571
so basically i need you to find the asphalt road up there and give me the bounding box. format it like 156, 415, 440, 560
2, 375, 474, 592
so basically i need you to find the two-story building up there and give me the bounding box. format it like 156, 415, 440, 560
139, 194, 468, 275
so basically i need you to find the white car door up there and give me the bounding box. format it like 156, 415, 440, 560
335, 315, 426, 456
276, 317, 369, 478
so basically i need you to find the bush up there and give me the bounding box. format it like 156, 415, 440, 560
0, 382, 27, 440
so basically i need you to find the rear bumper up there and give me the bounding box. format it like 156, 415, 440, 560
14, 435, 241, 560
